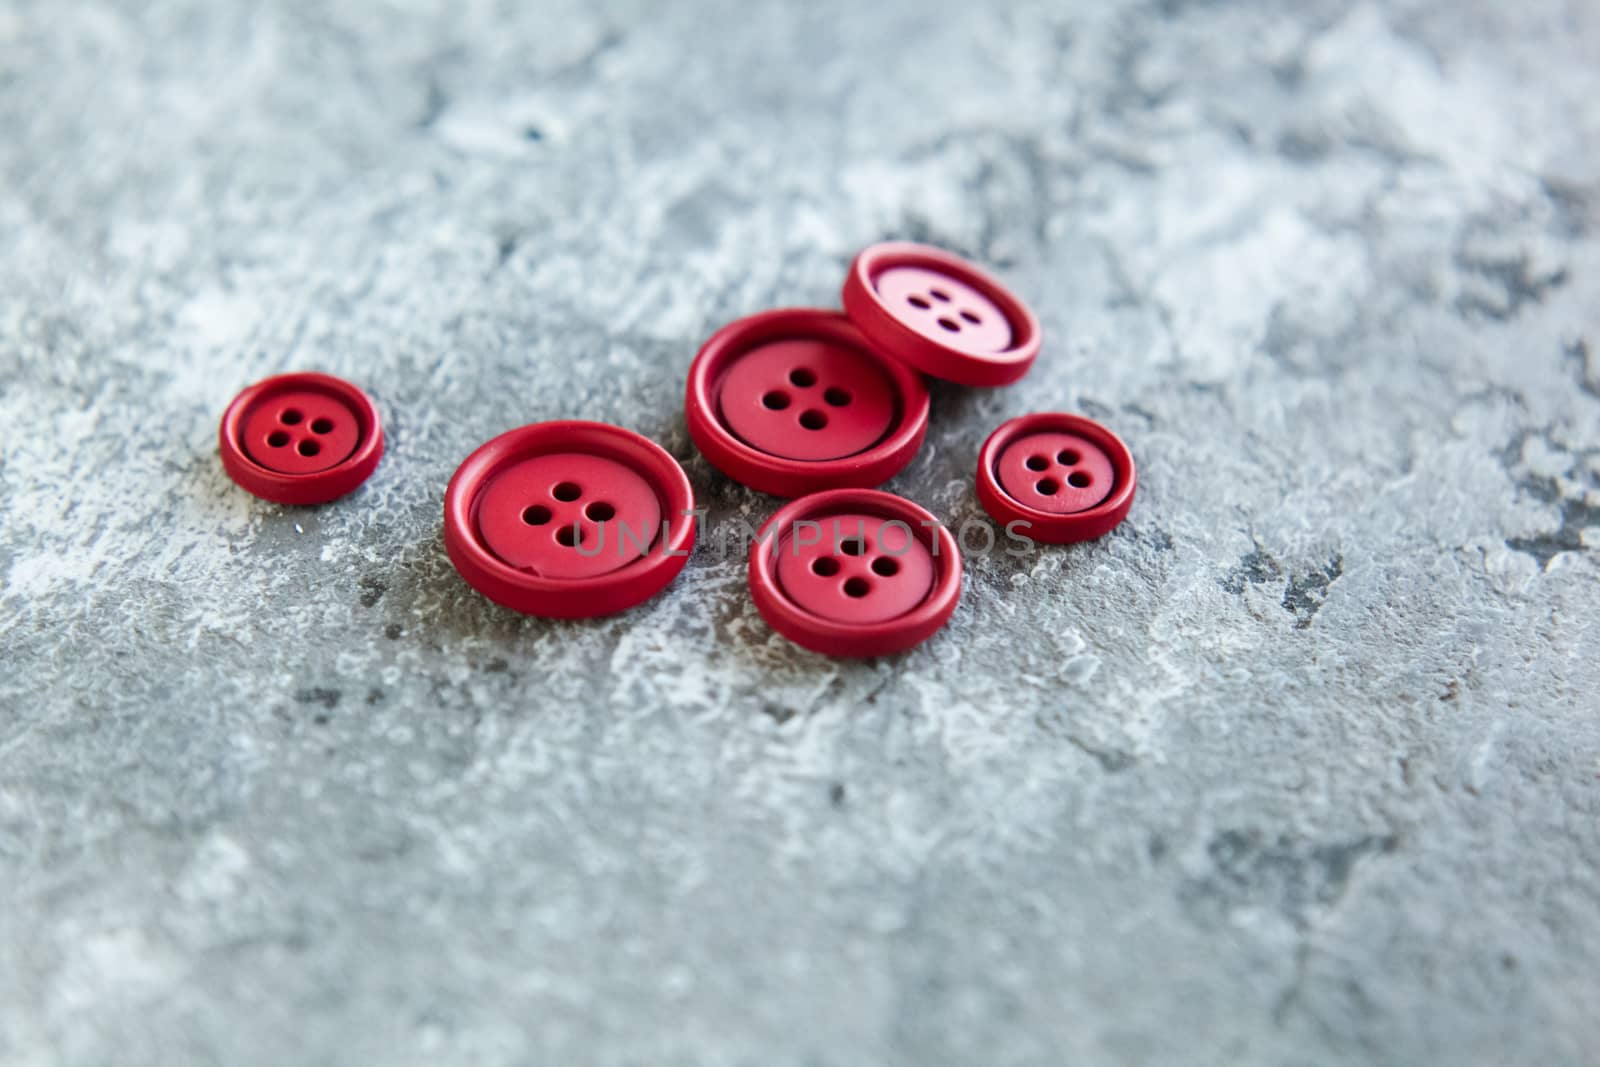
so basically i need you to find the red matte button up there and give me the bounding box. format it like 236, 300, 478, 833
996, 431, 1116, 514
686, 308, 929, 498
976, 413, 1136, 544
873, 266, 1014, 355
749, 489, 961, 657
476, 453, 662, 579
776, 514, 936, 624
219, 372, 384, 505
719, 339, 897, 461
444, 421, 695, 617
842, 242, 1041, 387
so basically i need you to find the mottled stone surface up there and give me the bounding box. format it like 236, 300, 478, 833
2, 1, 1598, 1064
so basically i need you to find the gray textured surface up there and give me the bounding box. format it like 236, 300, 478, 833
2, 1, 1599, 1064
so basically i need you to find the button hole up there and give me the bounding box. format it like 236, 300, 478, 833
552, 482, 582, 502
798, 409, 828, 431
310, 417, 334, 434
907, 295, 931, 309
930, 288, 951, 302
762, 390, 791, 410
1058, 449, 1080, 465
1025, 454, 1048, 471
522, 505, 552, 525
297, 439, 321, 457
1068, 471, 1092, 489
555, 525, 582, 547
839, 538, 866, 557
789, 368, 817, 387
870, 557, 899, 577
936, 317, 960, 332
267, 431, 290, 448
960, 310, 981, 324
843, 577, 871, 598
1036, 478, 1059, 496
280, 408, 303, 425
823, 387, 851, 407
585, 501, 616, 522
812, 557, 841, 577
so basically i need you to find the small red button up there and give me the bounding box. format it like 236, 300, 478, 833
996, 431, 1116, 514
444, 421, 695, 617
219, 372, 384, 505
749, 489, 961, 657
842, 242, 1041, 386
976, 413, 1135, 544
686, 308, 929, 498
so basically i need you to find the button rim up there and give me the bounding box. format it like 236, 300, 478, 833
749, 488, 961, 657
218, 372, 384, 505
842, 241, 1041, 387
444, 420, 696, 618
686, 308, 930, 498
975, 413, 1137, 544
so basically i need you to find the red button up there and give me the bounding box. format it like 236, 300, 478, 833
749, 489, 961, 657
976, 413, 1136, 544
444, 421, 695, 617
218, 372, 384, 505
686, 308, 929, 497
842, 242, 1041, 386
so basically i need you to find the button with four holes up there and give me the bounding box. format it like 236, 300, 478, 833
444, 421, 695, 617
219, 372, 384, 505
842, 242, 1041, 386
976, 413, 1136, 544
749, 489, 961, 657
686, 308, 929, 497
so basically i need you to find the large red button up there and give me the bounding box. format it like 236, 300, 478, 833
219, 372, 384, 504
686, 308, 929, 498
444, 421, 695, 617
976, 413, 1136, 544
475, 454, 662, 579
842, 242, 1041, 386
749, 489, 961, 657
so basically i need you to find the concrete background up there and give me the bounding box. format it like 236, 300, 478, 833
2, 1, 1598, 1064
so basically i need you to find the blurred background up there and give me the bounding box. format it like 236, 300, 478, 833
2, 1, 1597, 1064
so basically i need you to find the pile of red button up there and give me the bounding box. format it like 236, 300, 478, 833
218, 241, 1136, 657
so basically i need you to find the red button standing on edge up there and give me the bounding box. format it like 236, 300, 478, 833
444, 421, 695, 618
842, 242, 1041, 387
686, 308, 930, 497
219, 372, 385, 505
749, 489, 961, 657
976, 413, 1136, 544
